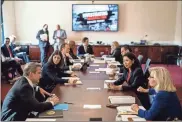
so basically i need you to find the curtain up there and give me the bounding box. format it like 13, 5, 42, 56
1, 0, 5, 44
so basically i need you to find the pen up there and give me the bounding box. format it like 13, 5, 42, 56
64, 102, 74, 104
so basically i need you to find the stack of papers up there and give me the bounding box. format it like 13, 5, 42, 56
117, 106, 145, 115
108, 96, 135, 104
72, 59, 84, 63
93, 59, 105, 64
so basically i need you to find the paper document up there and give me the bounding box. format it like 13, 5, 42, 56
120, 115, 146, 121
83, 104, 101, 109
62, 77, 80, 80
104, 83, 108, 89
90, 64, 100, 67
105, 80, 116, 83
89, 71, 100, 73
95, 68, 110, 72
93, 60, 105, 64
104, 57, 115, 61
108, 96, 134, 99
26, 118, 56, 121
72, 59, 84, 63
64, 80, 83, 85
87, 87, 101, 90
109, 96, 135, 104
117, 106, 145, 115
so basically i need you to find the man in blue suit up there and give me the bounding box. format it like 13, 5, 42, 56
53, 24, 67, 51
36, 24, 50, 65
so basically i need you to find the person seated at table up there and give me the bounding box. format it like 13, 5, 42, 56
107, 52, 150, 110
68, 40, 78, 59
1, 52, 23, 82
9, 35, 30, 63
110, 41, 122, 64
1, 37, 22, 63
77, 37, 94, 55
60, 43, 81, 71
1, 62, 59, 121
39, 50, 78, 93
131, 67, 182, 121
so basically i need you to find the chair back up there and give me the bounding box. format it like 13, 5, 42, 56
137, 54, 143, 64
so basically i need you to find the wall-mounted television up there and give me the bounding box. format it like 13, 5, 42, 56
72, 4, 119, 32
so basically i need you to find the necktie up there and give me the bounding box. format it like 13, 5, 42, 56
7, 46, 13, 57
127, 70, 131, 82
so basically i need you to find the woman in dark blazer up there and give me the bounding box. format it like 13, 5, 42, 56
110, 41, 122, 64
107, 52, 150, 109
131, 67, 182, 121
38, 50, 78, 93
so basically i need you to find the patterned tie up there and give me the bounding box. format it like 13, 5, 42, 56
7, 46, 13, 57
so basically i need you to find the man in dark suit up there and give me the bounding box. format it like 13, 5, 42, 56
1, 37, 22, 62
68, 40, 78, 59
36, 24, 50, 65
77, 37, 94, 55
1, 62, 59, 121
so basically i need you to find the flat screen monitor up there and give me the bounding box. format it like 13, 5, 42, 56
72, 4, 119, 32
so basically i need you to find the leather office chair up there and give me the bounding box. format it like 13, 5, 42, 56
137, 54, 143, 64
165, 47, 182, 66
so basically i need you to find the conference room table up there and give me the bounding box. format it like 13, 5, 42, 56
50, 59, 141, 121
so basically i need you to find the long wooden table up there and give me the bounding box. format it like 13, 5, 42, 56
51, 62, 141, 121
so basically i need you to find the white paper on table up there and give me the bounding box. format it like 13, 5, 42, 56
64, 80, 82, 85
117, 106, 145, 113
104, 83, 108, 89
26, 118, 56, 121
104, 57, 115, 61
95, 68, 109, 72
108, 96, 134, 99
62, 77, 80, 80
120, 115, 146, 121
104, 80, 116, 83
93, 60, 105, 64
87, 87, 101, 90
90, 64, 100, 67
72, 59, 84, 63
89, 71, 100, 73
110, 97, 135, 104
83, 104, 101, 109
64, 70, 73, 74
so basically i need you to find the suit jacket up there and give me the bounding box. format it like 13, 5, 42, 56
39, 63, 70, 93
1, 44, 15, 57
1, 77, 53, 121
69, 48, 78, 59
36, 29, 50, 47
53, 29, 67, 42
138, 91, 182, 121
114, 67, 150, 109
111, 47, 122, 64
77, 45, 94, 55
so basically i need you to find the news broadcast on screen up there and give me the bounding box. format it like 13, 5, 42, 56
72, 4, 119, 31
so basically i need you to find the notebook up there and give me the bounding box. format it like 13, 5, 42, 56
53, 104, 68, 110
120, 115, 146, 121
38, 110, 63, 118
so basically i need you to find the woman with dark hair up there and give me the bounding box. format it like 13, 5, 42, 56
38, 50, 78, 93
107, 52, 150, 109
